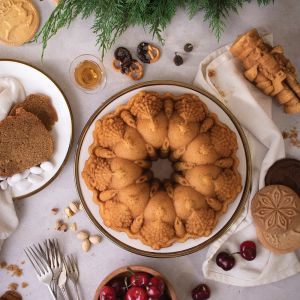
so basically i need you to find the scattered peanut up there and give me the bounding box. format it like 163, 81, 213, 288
70, 222, 77, 232
64, 207, 74, 218
82, 239, 91, 252
69, 202, 79, 214
55, 219, 68, 232
76, 231, 89, 240
55, 220, 63, 230
89, 235, 101, 245
21, 282, 28, 288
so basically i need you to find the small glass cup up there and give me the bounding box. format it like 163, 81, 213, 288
69, 54, 106, 94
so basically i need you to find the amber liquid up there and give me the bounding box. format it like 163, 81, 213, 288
74, 60, 102, 90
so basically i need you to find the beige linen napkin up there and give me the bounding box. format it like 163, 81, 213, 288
193, 42, 300, 286
0, 190, 18, 251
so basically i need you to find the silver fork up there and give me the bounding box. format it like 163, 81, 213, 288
64, 254, 81, 300
24, 245, 57, 300
44, 239, 63, 296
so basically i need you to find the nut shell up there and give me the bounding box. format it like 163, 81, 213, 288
77, 231, 89, 240
82, 239, 91, 252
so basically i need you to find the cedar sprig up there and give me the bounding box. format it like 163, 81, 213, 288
37, 0, 274, 59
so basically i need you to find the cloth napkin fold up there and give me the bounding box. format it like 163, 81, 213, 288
0, 189, 18, 251
193, 42, 300, 286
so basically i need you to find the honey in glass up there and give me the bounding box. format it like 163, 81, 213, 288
74, 60, 103, 90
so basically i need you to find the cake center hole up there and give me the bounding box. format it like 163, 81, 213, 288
151, 158, 174, 181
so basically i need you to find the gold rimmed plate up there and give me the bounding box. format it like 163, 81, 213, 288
0, 59, 73, 200
75, 81, 251, 258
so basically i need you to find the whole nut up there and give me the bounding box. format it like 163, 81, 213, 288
76, 231, 89, 240
70, 222, 77, 232
89, 235, 101, 245
82, 239, 91, 252
64, 207, 74, 218
69, 202, 79, 214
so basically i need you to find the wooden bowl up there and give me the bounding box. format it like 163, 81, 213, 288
93, 265, 177, 300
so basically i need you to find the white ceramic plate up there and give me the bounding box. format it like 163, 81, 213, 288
75, 81, 251, 257
0, 59, 73, 200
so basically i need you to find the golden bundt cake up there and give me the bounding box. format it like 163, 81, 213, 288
168, 113, 200, 150
82, 91, 242, 249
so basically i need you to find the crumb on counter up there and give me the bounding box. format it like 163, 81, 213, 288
282, 127, 300, 148
8, 283, 18, 291
51, 208, 59, 215
6, 265, 23, 277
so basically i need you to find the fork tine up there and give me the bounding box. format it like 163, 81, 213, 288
44, 240, 50, 262
52, 239, 59, 267
67, 255, 74, 272
24, 248, 41, 276
62, 256, 69, 274
29, 246, 49, 274
47, 239, 55, 268
53, 239, 60, 267
71, 255, 78, 273
66, 255, 73, 273
27, 247, 45, 275
38, 243, 47, 260
33, 244, 46, 262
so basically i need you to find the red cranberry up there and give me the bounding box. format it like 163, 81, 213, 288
130, 272, 150, 287
99, 285, 116, 300
147, 285, 162, 298
109, 277, 126, 297
148, 276, 165, 294
216, 252, 235, 271
192, 284, 210, 300
240, 241, 256, 261
125, 286, 148, 300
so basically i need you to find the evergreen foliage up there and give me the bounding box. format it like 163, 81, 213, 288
37, 0, 274, 58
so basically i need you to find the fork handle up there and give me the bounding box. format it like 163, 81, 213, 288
47, 285, 57, 300
60, 284, 71, 300
74, 283, 81, 300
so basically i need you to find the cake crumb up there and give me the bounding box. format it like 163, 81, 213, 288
282, 127, 300, 148
6, 264, 23, 277
21, 282, 28, 288
51, 208, 59, 215
208, 69, 216, 77
0, 261, 7, 269
8, 283, 18, 291
219, 90, 225, 97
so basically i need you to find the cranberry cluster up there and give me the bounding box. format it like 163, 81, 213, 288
99, 271, 170, 300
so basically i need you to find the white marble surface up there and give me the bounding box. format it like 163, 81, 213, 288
0, 0, 300, 299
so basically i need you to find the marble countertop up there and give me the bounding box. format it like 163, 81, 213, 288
0, 0, 300, 299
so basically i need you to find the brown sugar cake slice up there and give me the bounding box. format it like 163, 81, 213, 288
0, 108, 54, 177
9, 94, 58, 130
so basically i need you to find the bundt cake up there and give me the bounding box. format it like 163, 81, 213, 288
82, 91, 242, 249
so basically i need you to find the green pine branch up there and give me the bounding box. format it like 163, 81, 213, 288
36, 0, 275, 59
